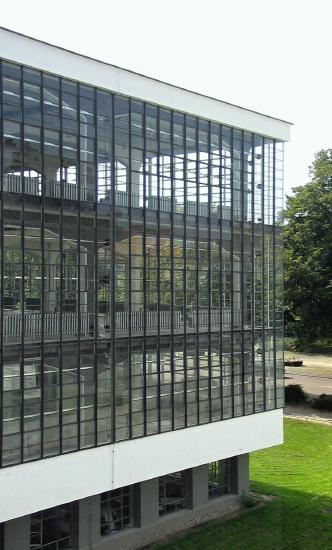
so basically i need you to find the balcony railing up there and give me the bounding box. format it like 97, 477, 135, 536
45, 181, 88, 201
3, 308, 240, 340
100, 308, 240, 335
2, 175, 246, 220
3, 174, 40, 195
3, 311, 90, 340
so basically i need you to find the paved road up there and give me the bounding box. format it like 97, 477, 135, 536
285, 371, 332, 396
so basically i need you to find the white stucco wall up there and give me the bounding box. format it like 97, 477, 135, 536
0, 409, 283, 522
0, 27, 291, 141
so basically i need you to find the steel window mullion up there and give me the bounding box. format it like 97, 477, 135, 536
59, 78, 64, 453
0, 61, 3, 467
40, 72, 45, 457
128, 99, 132, 439
207, 121, 212, 423
183, 116, 187, 428
77, 85, 81, 450
195, 117, 200, 425
20, 66, 25, 463
251, 133, 256, 412
110, 93, 116, 443
261, 137, 266, 411
93, 86, 98, 446
272, 140, 277, 408
230, 127, 234, 419
142, 103, 147, 437
156, 106, 161, 434
170, 111, 175, 431
240, 131, 245, 416
219, 125, 223, 421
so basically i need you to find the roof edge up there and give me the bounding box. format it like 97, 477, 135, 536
0, 25, 292, 127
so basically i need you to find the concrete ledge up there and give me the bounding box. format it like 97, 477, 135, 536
0, 409, 283, 522
90, 494, 242, 550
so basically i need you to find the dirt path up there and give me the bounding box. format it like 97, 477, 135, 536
284, 405, 332, 426
284, 351, 332, 397
284, 352, 332, 377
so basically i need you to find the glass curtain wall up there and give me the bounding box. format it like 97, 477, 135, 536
0, 58, 284, 467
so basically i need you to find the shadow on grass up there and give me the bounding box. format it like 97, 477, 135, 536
146, 482, 332, 550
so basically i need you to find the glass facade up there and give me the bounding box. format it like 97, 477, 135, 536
100, 486, 134, 536
159, 471, 187, 516
0, 58, 284, 467
208, 459, 235, 499
30, 503, 76, 549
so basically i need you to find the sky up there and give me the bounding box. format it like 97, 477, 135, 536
1, 0, 331, 199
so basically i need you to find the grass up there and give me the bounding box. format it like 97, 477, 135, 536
149, 419, 332, 549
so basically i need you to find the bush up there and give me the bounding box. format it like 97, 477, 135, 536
241, 493, 259, 508
284, 337, 298, 352
285, 384, 308, 404
311, 393, 332, 411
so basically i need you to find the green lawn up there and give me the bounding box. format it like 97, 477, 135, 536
150, 419, 332, 549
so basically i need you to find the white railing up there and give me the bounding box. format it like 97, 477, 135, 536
113, 310, 183, 333
3, 308, 240, 339
3, 174, 40, 195
186, 308, 240, 329
2, 176, 248, 221
114, 190, 140, 207
147, 196, 177, 212
3, 312, 90, 340
100, 190, 140, 207
185, 201, 209, 217
45, 182, 88, 201
99, 308, 240, 334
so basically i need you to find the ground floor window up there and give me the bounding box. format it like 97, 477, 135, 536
159, 471, 187, 516
100, 486, 134, 536
208, 459, 235, 499
30, 503, 75, 549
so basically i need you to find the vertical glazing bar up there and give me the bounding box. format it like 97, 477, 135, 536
59, 77, 64, 453
195, 117, 200, 425
20, 66, 25, 462
207, 121, 212, 423
240, 130, 245, 415
40, 72, 45, 457
77, 85, 81, 450
219, 125, 223, 422
183, 116, 188, 428
230, 127, 234, 418
170, 111, 175, 431
0, 60, 3, 467
156, 106, 161, 434
142, 103, 147, 437
261, 137, 266, 411
272, 140, 277, 409
93, 86, 99, 446
110, 93, 116, 443
128, 99, 133, 439
251, 133, 256, 412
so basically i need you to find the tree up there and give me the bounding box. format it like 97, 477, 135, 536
284, 149, 332, 344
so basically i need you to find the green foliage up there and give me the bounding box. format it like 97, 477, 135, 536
283, 336, 298, 352
284, 383, 308, 404
284, 150, 332, 345
312, 393, 332, 411
241, 492, 259, 508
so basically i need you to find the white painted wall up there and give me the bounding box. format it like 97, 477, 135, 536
0, 27, 291, 141
0, 409, 283, 522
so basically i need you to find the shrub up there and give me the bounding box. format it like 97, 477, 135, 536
241, 493, 259, 508
284, 337, 298, 352
285, 384, 308, 404
311, 393, 332, 411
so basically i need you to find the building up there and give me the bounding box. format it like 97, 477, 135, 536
0, 26, 290, 550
